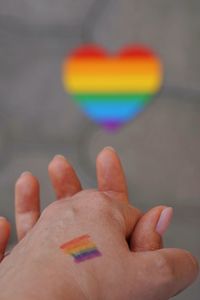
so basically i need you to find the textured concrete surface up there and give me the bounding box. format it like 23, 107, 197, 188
94, 0, 200, 89
0, 0, 200, 298
0, 0, 96, 25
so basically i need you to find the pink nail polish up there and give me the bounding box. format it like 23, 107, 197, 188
156, 207, 173, 236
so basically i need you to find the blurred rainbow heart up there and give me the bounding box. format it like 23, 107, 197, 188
63, 45, 163, 131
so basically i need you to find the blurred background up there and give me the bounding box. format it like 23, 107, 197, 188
0, 0, 200, 298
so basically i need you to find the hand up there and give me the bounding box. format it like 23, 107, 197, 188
0, 148, 198, 300
0, 147, 171, 256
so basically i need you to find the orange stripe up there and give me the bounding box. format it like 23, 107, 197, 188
63, 242, 97, 254
60, 235, 90, 249
65, 58, 161, 75
62, 240, 95, 252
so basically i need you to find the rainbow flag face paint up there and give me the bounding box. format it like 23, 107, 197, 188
63, 45, 163, 131
60, 234, 102, 263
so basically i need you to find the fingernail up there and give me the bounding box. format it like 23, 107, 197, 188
104, 146, 116, 152
54, 155, 66, 161
156, 207, 173, 236
0, 216, 7, 221
20, 171, 32, 177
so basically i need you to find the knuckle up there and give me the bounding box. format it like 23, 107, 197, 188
41, 200, 77, 226
73, 190, 118, 221
79, 190, 112, 214
93, 192, 112, 212
40, 190, 124, 227
94, 193, 124, 226
41, 200, 62, 218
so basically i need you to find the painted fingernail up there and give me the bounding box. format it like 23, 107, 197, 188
156, 207, 173, 236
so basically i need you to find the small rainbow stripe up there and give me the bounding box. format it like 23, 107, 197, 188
60, 234, 102, 263
63, 45, 163, 130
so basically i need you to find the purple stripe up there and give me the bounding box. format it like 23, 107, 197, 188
74, 249, 100, 259
100, 121, 122, 131
74, 250, 102, 263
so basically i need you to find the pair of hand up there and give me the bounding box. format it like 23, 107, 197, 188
0, 147, 171, 256
0, 147, 198, 300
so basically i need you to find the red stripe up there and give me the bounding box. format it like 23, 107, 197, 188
67, 45, 159, 62
119, 45, 156, 59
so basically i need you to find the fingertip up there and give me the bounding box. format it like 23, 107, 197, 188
130, 206, 173, 252
96, 146, 117, 164
136, 205, 173, 235
0, 217, 10, 245
48, 154, 82, 199
0, 216, 10, 229
156, 207, 174, 236
15, 170, 40, 225
16, 171, 38, 186
96, 147, 128, 200
15, 171, 39, 197
48, 155, 68, 174
48, 155, 59, 171
54, 154, 67, 161
19, 171, 33, 178
0, 217, 10, 261
16, 172, 30, 187
49, 155, 67, 166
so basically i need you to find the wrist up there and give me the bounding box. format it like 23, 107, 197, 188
0, 245, 97, 300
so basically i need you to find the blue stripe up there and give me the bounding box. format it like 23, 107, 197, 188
80, 102, 145, 121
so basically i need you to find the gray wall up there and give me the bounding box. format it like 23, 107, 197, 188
0, 1, 200, 298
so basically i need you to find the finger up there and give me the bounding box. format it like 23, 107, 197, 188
132, 249, 199, 299
130, 206, 173, 251
0, 217, 10, 261
96, 147, 128, 202
48, 155, 82, 199
15, 172, 40, 240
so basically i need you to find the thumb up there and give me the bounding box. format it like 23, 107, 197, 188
134, 248, 199, 298
130, 206, 173, 252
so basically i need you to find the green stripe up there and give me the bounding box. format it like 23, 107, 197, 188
73, 93, 152, 103
71, 247, 97, 257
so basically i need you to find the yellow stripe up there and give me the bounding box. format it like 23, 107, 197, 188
64, 74, 162, 93
65, 59, 161, 74
63, 240, 92, 251
63, 243, 97, 255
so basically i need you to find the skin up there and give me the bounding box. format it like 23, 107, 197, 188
0, 147, 171, 254
0, 147, 198, 299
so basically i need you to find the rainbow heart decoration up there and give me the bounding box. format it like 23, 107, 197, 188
63, 45, 163, 131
